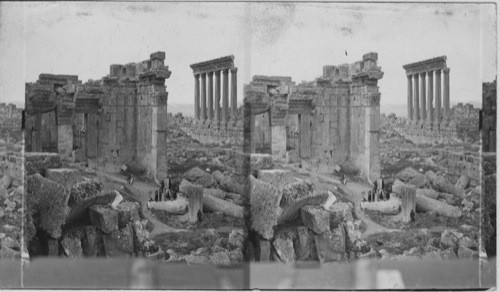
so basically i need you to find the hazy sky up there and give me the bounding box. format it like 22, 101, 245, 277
0, 2, 496, 116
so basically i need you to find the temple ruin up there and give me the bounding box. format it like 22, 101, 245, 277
181, 52, 384, 180
24, 52, 171, 182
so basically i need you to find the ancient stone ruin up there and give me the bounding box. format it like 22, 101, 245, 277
244, 52, 384, 181
390, 56, 480, 144
181, 56, 243, 145
24, 52, 171, 182
0, 103, 22, 143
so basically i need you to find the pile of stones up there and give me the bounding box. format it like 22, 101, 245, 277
0, 150, 23, 260
24, 152, 162, 260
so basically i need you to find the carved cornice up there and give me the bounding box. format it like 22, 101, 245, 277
190, 56, 234, 74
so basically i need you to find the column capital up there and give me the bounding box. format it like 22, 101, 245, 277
420, 72, 426, 78
443, 68, 450, 74
194, 73, 201, 79
207, 71, 214, 77
201, 72, 207, 78
214, 70, 221, 76
427, 71, 433, 77
222, 68, 229, 75
435, 68, 442, 74
406, 74, 413, 79
230, 67, 238, 73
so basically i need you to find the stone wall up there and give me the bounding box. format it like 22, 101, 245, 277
25, 52, 171, 182
482, 79, 496, 152
0, 103, 22, 143
244, 53, 384, 180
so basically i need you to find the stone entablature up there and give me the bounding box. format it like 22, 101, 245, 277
190, 55, 234, 74
25, 52, 170, 182
402, 56, 447, 75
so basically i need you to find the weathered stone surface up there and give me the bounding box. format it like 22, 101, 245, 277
89, 205, 119, 234
425, 170, 466, 199
203, 188, 226, 200
228, 229, 245, 250
328, 202, 354, 228
360, 197, 401, 215
82, 225, 105, 257
278, 193, 329, 224
212, 171, 245, 195
209, 251, 231, 265
257, 169, 297, 189
344, 220, 364, 244
455, 175, 470, 190
0, 175, 12, 190
457, 244, 479, 259
416, 188, 440, 200
116, 202, 140, 229
295, 226, 316, 261
273, 228, 296, 263
45, 168, 85, 190
249, 153, 274, 170
440, 229, 459, 252
183, 167, 216, 188
249, 176, 282, 239
281, 180, 314, 207
256, 238, 271, 262
416, 193, 462, 218
407, 173, 429, 188
102, 224, 134, 257
72, 149, 86, 163
26, 174, 70, 239
61, 227, 84, 258
25, 152, 62, 175
314, 227, 346, 263
203, 194, 244, 218
301, 206, 330, 234
395, 167, 421, 182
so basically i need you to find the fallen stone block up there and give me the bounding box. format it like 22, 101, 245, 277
425, 170, 466, 199
249, 153, 274, 170
258, 169, 297, 190
89, 205, 119, 234
249, 176, 282, 240
179, 179, 203, 223
25, 152, 62, 176
457, 244, 479, 259
45, 168, 85, 190
0, 175, 12, 190
116, 202, 140, 228
82, 225, 105, 257
183, 167, 216, 188
301, 206, 331, 234
148, 198, 188, 215
213, 171, 245, 195
328, 202, 354, 227
102, 224, 134, 257
273, 228, 296, 263
295, 226, 317, 261
314, 226, 347, 263
203, 188, 226, 200
61, 227, 84, 258
416, 188, 440, 200
440, 229, 459, 252
394, 184, 416, 223
360, 196, 401, 215
255, 238, 271, 262
26, 174, 70, 239
278, 193, 329, 224
228, 229, 246, 250
281, 179, 314, 207
407, 173, 429, 188
455, 175, 470, 190
203, 194, 244, 218
209, 251, 231, 265
416, 193, 462, 218
395, 167, 421, 182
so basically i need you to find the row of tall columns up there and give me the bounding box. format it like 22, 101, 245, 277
193, 68, 238, 127
406, 68, 450, 127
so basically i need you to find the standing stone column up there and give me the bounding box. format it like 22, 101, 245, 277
201, 73, 207, 124
420, 72, 426, 123
230, 67, 238, 126
407, 74, 413, 121
214, 70, 221, 127
207, 71, 214, 125
443, 68, 450, 124
194, 74, 200, 122
413, 74, 420, 122
435, 69, 442, 128
427, 71, 434, 125
222, 69, 229, 127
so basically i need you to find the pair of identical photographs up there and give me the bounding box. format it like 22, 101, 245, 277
0, 1, 497, 289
